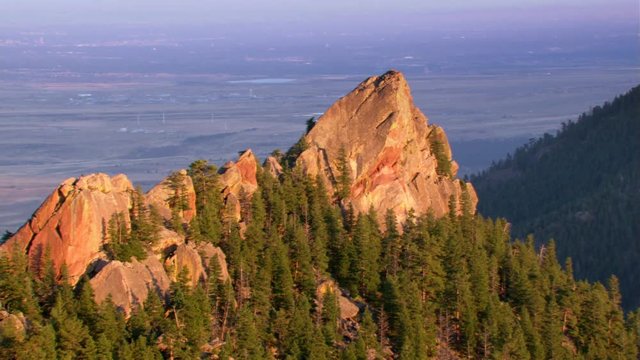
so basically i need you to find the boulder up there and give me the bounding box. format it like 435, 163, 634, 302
90, 254, 171, 316
296, 70, 477, 224
1, 173, 133, 284
316, 279, 360, 320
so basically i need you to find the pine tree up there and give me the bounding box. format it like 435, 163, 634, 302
235, 306, 266, 359
382, 209, 401, 277
286, 221, 316, 299
14, 323, 57, 360
271, 237, 296, 312
50, 293, 97, 359
320, 290, 340, 346
34, 246, 57, 313
352, 213, 381, 298
577, 283, 609, 358
430, 138, 452, 177
520, 307, 544, 360
606, 276, 630, 357
180, 286, 211, 358
336, 147, 352, 201
74, 275, 99, 332
95, 297, 128, 358
0, 245, 40, 320
167, 170, 190, 234
189, 160, 224, 245
308, 180, 330, 275
283, 296, 327, 359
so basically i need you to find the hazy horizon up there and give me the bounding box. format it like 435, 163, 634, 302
0, 0, 638, 232
2, 0, 637, 29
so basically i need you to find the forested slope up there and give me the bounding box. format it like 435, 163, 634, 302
1, 161, 639, 359
472, 85, 640, 310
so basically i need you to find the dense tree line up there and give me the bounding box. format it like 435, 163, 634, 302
471, 85, 640, 310
1, 151, 639, 358
106, 187, 162, 262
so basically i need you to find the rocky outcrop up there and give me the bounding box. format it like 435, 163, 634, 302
89, 254, 171, 316
296, 70, 477, 224
316, 280, 360, 320
164, 243, 206, 287
197, 242, 229, 282
219, 149, 260, 221
145, 169, 197, 225
264, 156, 283, 178
151, 227, 185, 256
0, 310, 27, 342
1, 173, 133, 283
164, 242, 229, 287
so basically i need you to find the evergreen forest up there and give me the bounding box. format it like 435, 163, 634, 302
471, 85, 640, 310
1, 153, 639, 359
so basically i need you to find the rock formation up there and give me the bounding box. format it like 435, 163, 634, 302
0, 168, 231, 315
90, 254, 171, 316
1, 173, 133, 283
145, 169, 197, 225
218, 149, 260, 221
164, 243, 206, 287
151, 227, 184, 256
316, 279, 360, 320
164, 242, 229, 287
197, 242, 229, 282
0, 310, 27, 342
296, 70, 477, 224
264, 155, 283, 178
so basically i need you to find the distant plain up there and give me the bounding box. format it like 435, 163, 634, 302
1, 24, 638, 231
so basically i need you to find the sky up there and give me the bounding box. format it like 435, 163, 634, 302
1, 0, 637, 30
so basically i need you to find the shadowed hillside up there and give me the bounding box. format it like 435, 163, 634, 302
472, 85, 640, 309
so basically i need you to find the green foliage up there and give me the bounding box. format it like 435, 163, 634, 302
1, 147, 639, 359
104, 188, 160, 262
306, 117, 317, 133
352, 212, 381, 298
166, 170, 190, 234
336, 147, 352, 200
472, 85, 640, 309
188, 159, 224, 244
430, 137, 452, 177
283, 135, 309, 168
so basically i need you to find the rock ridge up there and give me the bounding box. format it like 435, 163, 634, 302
296, 70, 477, 224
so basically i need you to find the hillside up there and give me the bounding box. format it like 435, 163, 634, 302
0, 72, 638, 359
471, 85, 640, 309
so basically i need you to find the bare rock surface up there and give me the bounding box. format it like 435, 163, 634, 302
1, 173, 133, 283
164, 243, 206, 287
219, 149, 259, 221
297, 70, 477, 223
90, 254, 170, 316
197, 242, 230, 282
264, 155, 283, 178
